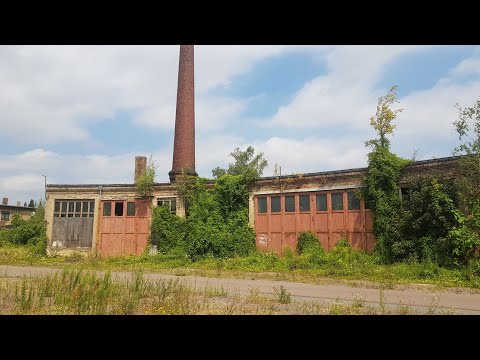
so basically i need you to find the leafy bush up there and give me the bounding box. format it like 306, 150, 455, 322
296, 231, 323, 254
150, 205, 187, 254
0, 204, 47, 256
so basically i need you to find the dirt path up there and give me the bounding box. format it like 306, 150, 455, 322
1, 264, 479, 314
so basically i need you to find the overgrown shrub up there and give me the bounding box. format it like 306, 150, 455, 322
0, 204, 47, 256
296, 231, 323, 254
150, 205, 187, 254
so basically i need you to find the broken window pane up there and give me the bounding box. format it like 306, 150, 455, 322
68, 202, 75, 213
89, 201, 95, 213
316, 194, 327, 211
299, 195, 310, 212
127, 202, 135, 216
258, 197, 267, 213
61, 202, 67, 213
115, 202, 124, 217
103, 202, 111, 217
75, 202, 82, 213
83, 202, 88, 213
271, 196, 281, 212
347, 191, 361, 210
285, 196, 295, 212
331, 193, 344, 211
54, 202, 60, 213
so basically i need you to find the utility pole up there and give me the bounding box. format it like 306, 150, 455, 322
42, 175, 47, 201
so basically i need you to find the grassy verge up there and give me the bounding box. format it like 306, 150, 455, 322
0, 269, 457, 315
0, 244, 479, 290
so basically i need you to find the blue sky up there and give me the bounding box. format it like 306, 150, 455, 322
1, 45, 480, 203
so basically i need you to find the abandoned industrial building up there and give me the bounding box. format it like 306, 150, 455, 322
45, 45, 461, 257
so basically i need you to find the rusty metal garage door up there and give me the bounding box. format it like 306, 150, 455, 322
98, 199, 150, 257
254, 190, 374, 255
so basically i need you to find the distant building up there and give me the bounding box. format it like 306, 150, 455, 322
0, 197, 36, 227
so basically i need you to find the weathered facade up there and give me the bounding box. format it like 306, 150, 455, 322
0, 197, 35, 228
248, 156, 461, 254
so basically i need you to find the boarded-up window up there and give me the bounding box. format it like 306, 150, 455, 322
347, 191, 361, 210
127, 202, 136, 216
103, 202, 111, 216
258, 197, 267, 213
285, 196, 295, 212
115, 202, 124, 217
331, 193, 344, 211
316, 194, 327, 211
271, 196, 281, 212
299, 195, 310, 212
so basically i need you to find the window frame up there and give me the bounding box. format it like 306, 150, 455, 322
257, 197, 267, 214
347, 191, 361, 211
54, 200, 95, 218
1, 211, 10, 221
316, 193, 327, 212
270, 196, 281, 213
331, 192, 344, 211
285, 195, 295, 213
299, 194, 310, 212
157, 198, 177, 215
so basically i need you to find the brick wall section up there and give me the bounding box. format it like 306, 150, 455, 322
169, 45, 197, 182
134, 156, 147, 183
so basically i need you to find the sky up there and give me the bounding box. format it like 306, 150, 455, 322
1, 45, 480, 204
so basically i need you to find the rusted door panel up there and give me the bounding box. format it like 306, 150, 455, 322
123, 234, 136, 255
329, 233, 344, 250
347, 212, 362, 232
136, 234, 148, 255
101, 217, 111, 233
256, 215, 268, 233
298, 213, 311, 232
269, 233, 282, 254
366, 233, 376, 253
317, 232, 329, 250
365, 212, 374, 231
283, 232, 297, 253
284, 214, 296, 232
331, 213, 345, 232
125, 218, 135, 233
98, 199, 151, 257
254, 192, 376, 254
314, 213, 328, 232
256, 233, 268, 251
270, 214, 282, 232
348, 233, 364, 250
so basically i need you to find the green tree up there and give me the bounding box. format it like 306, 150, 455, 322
363, 85, 410, 263
453, 97, 480, 213
135, 155, 156, 198
212, 146, 268, 182
28, 199, 35, 208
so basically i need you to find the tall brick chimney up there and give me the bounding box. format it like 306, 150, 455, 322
169, 45, 197, 183
134, 156, 147, 183
2, 197, 7, 205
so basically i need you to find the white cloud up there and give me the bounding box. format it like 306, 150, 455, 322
255, 137, 369, 177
